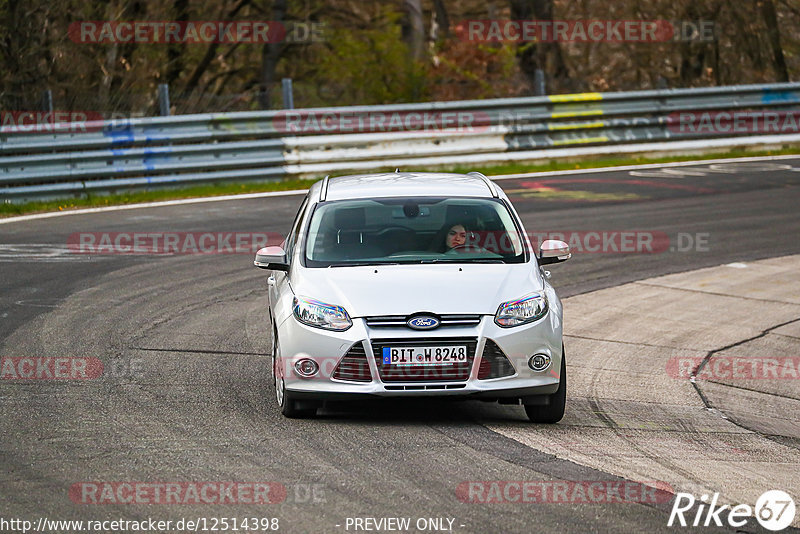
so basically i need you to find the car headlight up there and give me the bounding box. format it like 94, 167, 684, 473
293, 296, 352, 331
494, 292, 548, 327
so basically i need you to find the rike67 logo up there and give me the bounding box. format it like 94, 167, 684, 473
669, 490, 795, 531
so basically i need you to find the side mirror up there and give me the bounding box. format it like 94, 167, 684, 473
254, 246, 289, 271
538, 239, 571, 265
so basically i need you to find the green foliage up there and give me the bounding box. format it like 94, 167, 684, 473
310, 22, 429, 105
1, 0, 799, 112
429, 40, 521, 100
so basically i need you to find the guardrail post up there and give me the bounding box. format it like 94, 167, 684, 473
41, 89, 53, 114
158, 84, 171, 116
534, 69, 546, 96
282, 78, 294, 109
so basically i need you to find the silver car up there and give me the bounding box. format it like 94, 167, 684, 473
255, 172, 571, 422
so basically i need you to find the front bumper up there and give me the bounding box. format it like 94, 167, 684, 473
275, 299, 563, 400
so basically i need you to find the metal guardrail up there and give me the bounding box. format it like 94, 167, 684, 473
2, 83, 800, 201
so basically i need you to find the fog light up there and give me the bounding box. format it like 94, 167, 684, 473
294, 358, 319, 377
528, 353, 551, 372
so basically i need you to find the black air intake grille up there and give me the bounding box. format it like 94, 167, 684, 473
332, 342, 372, 382
478, 339, 516, 380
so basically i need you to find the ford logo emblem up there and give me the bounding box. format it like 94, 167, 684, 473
407, 315, 440, 330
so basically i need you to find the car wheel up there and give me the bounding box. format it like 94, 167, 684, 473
524, 346, 566, 424
271, 323, 281, 403
271, 323, 316, 419
277, 376, 316, 418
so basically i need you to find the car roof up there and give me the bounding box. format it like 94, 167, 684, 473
309, 172, 499, 202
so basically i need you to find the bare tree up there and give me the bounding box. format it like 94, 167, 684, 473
401, 0, 424, 61
183, 0, 251, 103
759, 0, 789, 81
676, 0, 723, 87
509, 0, 571, 93
0, 0, 56, 109
432, 0, 450, 38
259, 0, 286, 109
167, 0, 189, 88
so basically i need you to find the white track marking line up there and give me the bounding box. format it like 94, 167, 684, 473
1, 155, 799, 225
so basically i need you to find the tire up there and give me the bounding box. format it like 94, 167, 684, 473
524, 346, 566, 424
277, 376, 316, 419
271, 323, 316, 419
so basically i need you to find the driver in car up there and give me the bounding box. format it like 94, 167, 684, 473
430, 222, 475, 252
446, 224, 468, 250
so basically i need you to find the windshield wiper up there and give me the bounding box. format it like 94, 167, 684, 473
419, 258, 504, 264
325, 262, 401, 268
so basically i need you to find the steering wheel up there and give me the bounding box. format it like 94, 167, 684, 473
375, 226, 416, 238
376, 226, 412, 233
447, 244, 485, 254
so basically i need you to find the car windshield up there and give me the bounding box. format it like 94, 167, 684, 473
304, 197, 526, 267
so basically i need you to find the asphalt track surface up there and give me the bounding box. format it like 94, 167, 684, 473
1, 157, 800, 533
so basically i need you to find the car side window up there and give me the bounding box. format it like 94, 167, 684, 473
285, 197, 308, 258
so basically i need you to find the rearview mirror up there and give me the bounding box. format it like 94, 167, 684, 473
538, 239, 571, 265
254, 246, 289, 271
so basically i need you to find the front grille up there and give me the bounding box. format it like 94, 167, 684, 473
371, 337, 478, 382
332, 342, 372, 382
366, 314, 481, 328
477, 339, 516, 380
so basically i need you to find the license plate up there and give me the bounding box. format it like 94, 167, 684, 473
382, 346, 467, 366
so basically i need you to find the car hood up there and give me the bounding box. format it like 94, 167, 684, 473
292, 263, 542, 317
